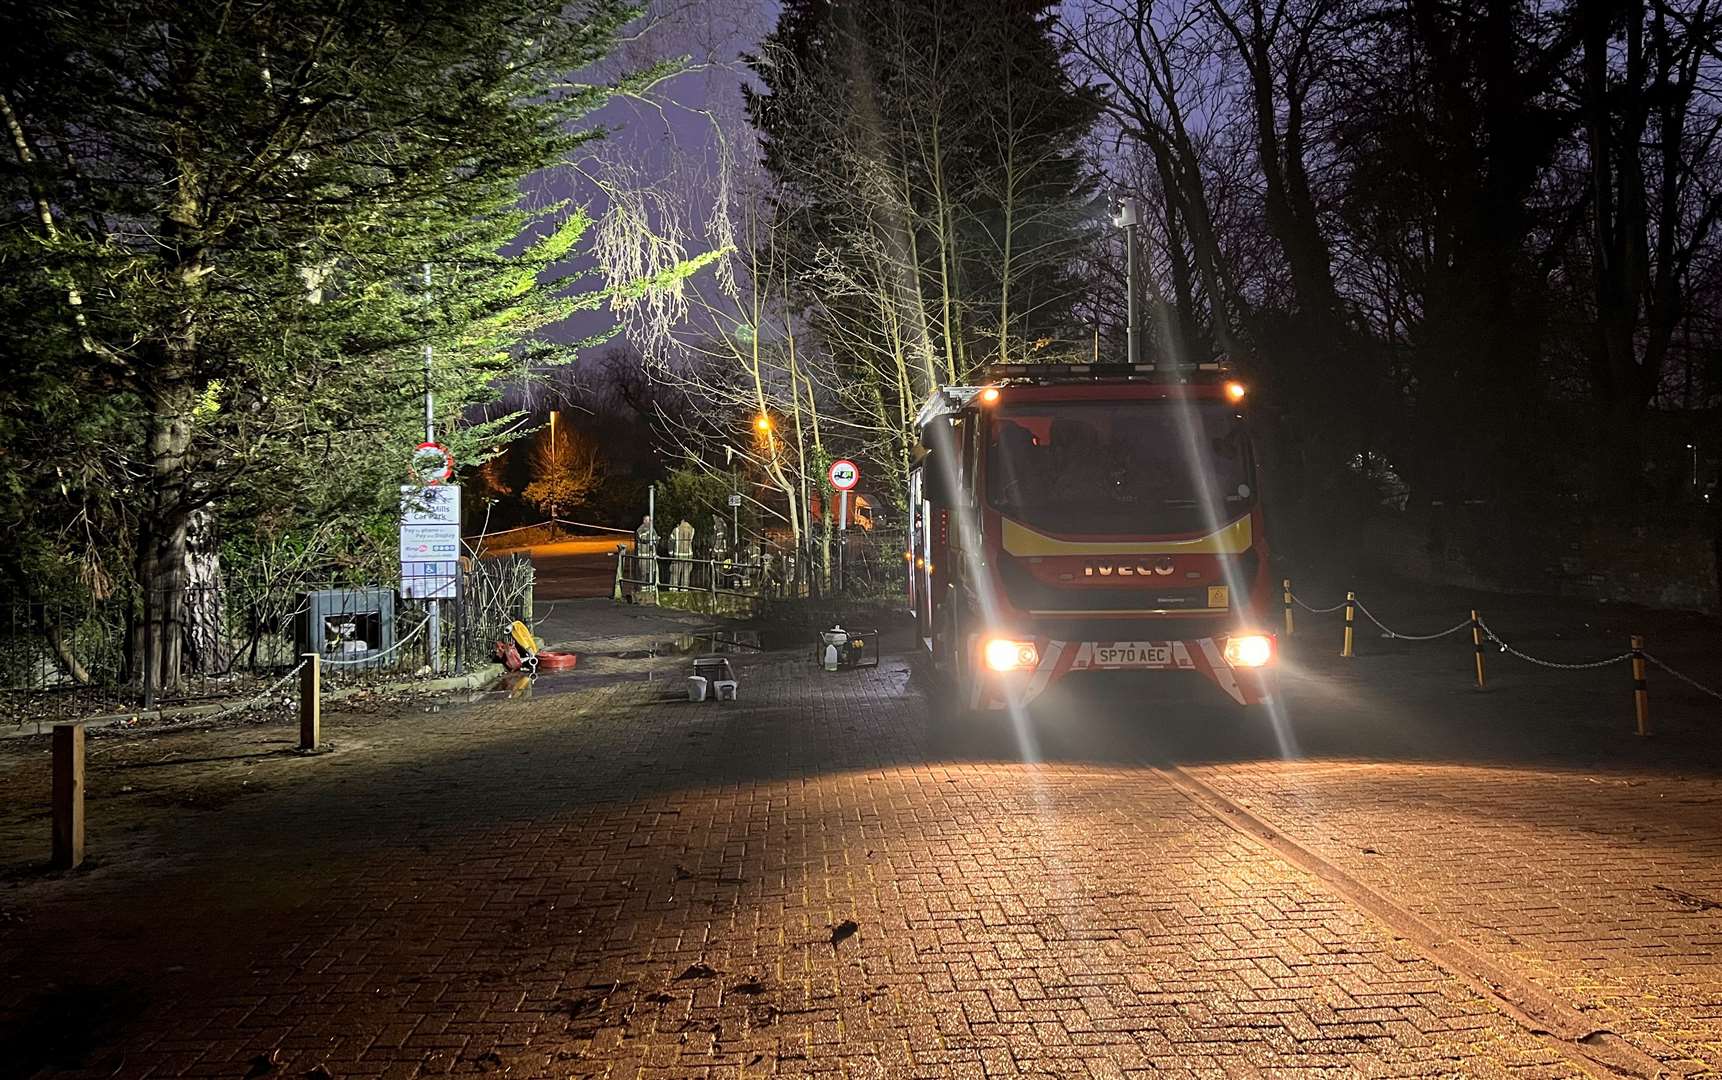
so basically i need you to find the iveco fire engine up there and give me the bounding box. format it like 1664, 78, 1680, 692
906, 362, 1276, 710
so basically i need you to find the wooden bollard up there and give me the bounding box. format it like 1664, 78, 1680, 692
1470, 610, 1487, 689
1341, 592, 1356, 657
1631, 635, 1649, 736
1282, 578, 1294, 637
52, 722, 84, 870
300, 653, 321, 751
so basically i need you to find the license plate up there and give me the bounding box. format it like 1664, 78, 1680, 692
1092, 644, 1171, 667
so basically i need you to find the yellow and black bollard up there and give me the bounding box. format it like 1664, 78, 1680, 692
1470, 610, 1487, 690
1631, 635, 1650, 736
1341, 592, 1356, 657
1283, 578, 1295, 637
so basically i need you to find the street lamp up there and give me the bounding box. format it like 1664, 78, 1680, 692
1111, 195, 1141, 367
754, 414, 778, 459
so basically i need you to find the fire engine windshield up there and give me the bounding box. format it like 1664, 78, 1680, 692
985, 399, 1254, 535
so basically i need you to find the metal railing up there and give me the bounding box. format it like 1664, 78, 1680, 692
613, 550, 795, 601
614, 527, 909, 603
0, 554, 534, 703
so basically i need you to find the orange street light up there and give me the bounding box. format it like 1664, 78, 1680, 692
755, 415, 772, 432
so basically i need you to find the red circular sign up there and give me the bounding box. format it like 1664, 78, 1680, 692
828, 459, 860, 491
412, 441, 454, 485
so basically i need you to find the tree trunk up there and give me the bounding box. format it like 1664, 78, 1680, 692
183, 505, 227, 675
134, 380, 198, 693
820, 498, 833, 593
42, 619, 92, 686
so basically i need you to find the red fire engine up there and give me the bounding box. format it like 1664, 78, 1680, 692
907, 362, 1276, 711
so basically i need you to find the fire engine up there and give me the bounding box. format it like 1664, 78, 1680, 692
906, 362, 1276, 711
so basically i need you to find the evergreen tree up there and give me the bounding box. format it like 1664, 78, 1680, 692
0, 0, 676, 688
747, 0, 1102, 392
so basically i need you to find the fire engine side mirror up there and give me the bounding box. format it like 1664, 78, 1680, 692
921, 455, 955, 505
920, 418, 960, 505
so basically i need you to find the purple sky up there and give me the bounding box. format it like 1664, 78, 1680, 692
493, 0, 774, 417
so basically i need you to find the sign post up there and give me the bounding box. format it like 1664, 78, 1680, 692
828, 460, 859, 593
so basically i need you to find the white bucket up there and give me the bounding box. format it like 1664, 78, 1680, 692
687, 675, 708, 702
714, 680, 738, 702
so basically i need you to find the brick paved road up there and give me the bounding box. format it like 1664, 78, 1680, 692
1, 609, 1720, 1078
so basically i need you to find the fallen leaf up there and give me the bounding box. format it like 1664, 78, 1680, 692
244, 1050, 280, 1079
676, 962, 719, 980
830, 919, 859, 948
553, 995, 602, 1018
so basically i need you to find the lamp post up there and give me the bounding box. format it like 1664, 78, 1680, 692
421, 262, 440, 673
1112, 196, 1140, 366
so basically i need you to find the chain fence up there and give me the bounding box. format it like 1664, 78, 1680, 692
1287, 583, 1722, 716
1351, 599, 1473, 641
1645, 653, 1722, 704
197, 659, 311, 723
1475, 619, 1634, 671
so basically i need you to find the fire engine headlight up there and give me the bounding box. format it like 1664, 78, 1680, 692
1223, 633, 1274, 668
983, 638, 1039, 673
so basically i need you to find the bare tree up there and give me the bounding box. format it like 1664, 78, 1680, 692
523, 428, 604, 519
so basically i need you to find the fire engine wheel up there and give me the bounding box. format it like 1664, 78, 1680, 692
929, 608, 982, 721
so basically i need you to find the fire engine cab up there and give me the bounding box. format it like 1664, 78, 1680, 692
907, 362, 1276, 711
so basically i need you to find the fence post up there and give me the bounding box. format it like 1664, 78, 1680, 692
1282, 578, 1294, 637
1470, 610, 1487, 690
1631, 635, 1650, 736
1341, 592, 1356, 657
454, 576, 466, 677
51, 722, 84, 870
299, 653, 320, 751
613, 545, 625, 601
708, 558, 717, 596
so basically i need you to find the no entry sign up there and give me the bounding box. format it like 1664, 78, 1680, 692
828, 459, 859, 491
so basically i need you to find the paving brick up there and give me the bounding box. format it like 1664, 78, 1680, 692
0, 641, 1673, 1078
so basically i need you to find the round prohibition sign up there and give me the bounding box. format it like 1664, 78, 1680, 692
828, 458, 860, 491
412, 441, 454, 485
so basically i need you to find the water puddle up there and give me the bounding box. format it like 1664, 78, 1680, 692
592, 630, 767, 661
